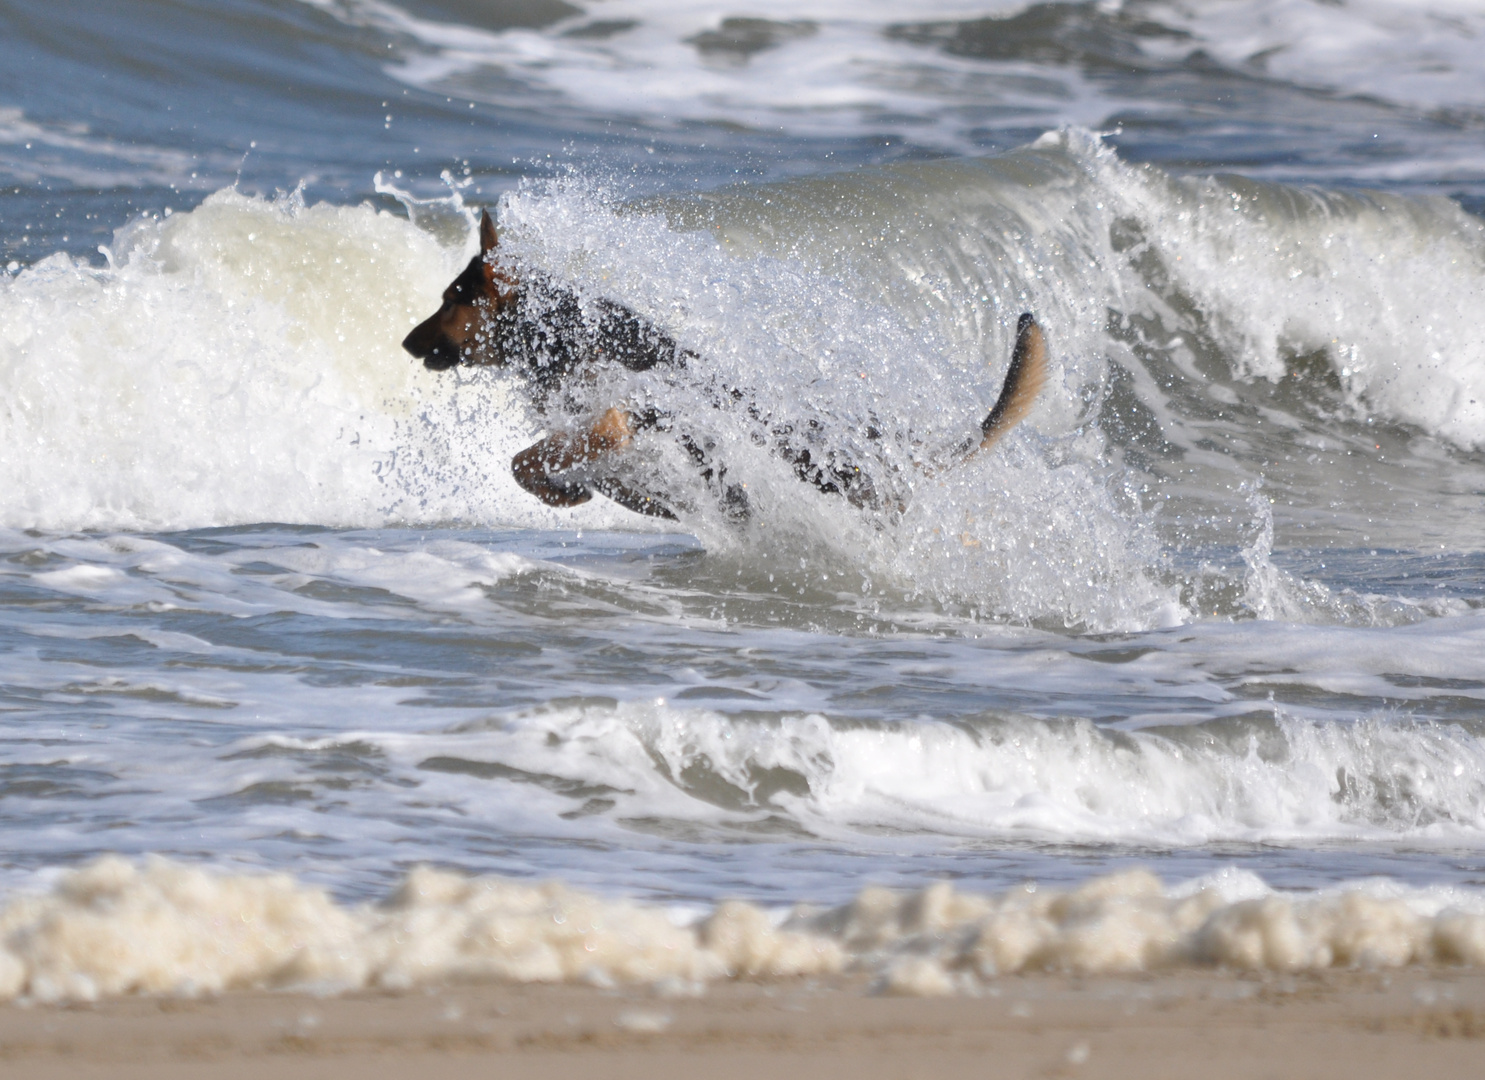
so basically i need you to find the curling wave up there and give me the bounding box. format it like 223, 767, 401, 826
4, 132, 1483, 624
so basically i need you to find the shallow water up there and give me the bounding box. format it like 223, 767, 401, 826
3, 0, 1485, 997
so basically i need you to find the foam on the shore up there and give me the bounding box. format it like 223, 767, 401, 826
6, 858, 1485, 1003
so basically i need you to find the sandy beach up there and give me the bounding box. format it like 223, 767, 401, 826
3, 968, 1484, 1079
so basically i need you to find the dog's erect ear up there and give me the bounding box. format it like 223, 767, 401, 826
479, 210, 498, 255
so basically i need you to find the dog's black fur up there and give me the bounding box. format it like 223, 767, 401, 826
402, 210, 1046, 519
411, 262, 689, 386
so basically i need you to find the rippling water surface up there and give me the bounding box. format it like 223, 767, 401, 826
3, 0, 1485, 995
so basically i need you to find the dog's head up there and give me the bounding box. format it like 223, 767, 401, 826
402, 210, 519, 370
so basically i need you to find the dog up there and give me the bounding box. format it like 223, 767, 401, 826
402, 210, 1047, 519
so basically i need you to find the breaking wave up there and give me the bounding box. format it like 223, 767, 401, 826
3, 130, 1483, 626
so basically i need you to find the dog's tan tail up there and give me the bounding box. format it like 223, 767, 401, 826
977, 312, 1047, 453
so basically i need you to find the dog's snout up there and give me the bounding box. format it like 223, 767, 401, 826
402, 315, 443, 359
403, 315, 466, 370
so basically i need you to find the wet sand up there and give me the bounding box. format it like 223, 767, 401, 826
3, 968, 1484, 1079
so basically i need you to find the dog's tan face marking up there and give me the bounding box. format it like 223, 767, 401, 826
402, 210, 517, 370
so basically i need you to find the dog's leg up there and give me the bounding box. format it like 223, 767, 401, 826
510, 443, 594, 507
512, 407, 677, 518
511, 407, 632, 506
590, 476, 678, 519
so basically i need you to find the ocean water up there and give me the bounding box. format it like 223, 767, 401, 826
4, 0, 1485, 1000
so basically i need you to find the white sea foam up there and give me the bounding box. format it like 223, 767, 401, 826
487, 163, 1175, 626
300, 0, 1485, 173
1082, 130, 1485, 449
5, 517, 1485, 918
0, 186, 632, 532
0, 107, 222, 190
0, 156, 1173, 626
304, 0, 1072, 153
6, 856, 1485, 1003
9, 517, 1485, 891
1148, 0, 1485, 118
412, 691, 1485, 847
4, 133, 1482, 621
